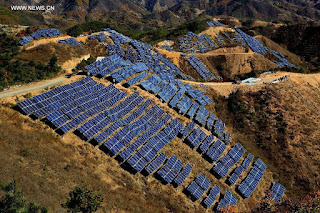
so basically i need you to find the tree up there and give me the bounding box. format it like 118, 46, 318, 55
0, 180, 47, 213
62, 184, 104, 213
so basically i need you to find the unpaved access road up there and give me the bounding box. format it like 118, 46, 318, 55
0, 76, 66, 99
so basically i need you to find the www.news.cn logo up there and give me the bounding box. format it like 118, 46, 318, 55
11, 5, 55, 11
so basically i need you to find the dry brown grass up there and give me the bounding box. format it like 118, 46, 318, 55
0, 106, 205, 213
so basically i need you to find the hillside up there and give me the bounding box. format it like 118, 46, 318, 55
212, 73, 320, 198
0, 14, 319, 213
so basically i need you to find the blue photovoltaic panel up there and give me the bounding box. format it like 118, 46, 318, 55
234, 166, 245, 176
157, 155, 183, 184
173, 164, 193, 186
238, 182, 252, 198
169, 89, 186, 108
213, 162, 229, 178
195, 173, 211, 191
187, 181, 205, 200
187, 102, 199, 118
186, 127, 207, 148
254, 158, 267, 172
199, 134, 214, 153
270, 182, 285, 202
180, 121, 196, 137
203, 194, 215, 207
228, 173, 239, 185
144, 153, 167, 174
210, 184, 221, 197
127, 152, 148, 172
242, 153, 254, 169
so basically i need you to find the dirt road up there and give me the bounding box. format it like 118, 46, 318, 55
0, 76, 66, 99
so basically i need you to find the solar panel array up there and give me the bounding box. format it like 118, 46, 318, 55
178, 32, 217, 53
19, 28, 61, 45
187, 173, 211, 200
88, 33, 107, 43
186, 128, 207, 148
186, 56, 216, 81
140, 75, 213, 107
103, 29, 190, 80
195, 105, 210, 126
213, 143, 246, 178
235, 29, 296, 68
169, 26, 296, 69
157, 155, 184, 183
203, 184, 221, 207
15, 27, 283, 211
206, 139, 226, 162
207, 21, 224, 27
214, 118, 226, 140
173, 164, 193, 186
238, 158, 266, 198
270, 182, 285, 202
58, 38, 82, 46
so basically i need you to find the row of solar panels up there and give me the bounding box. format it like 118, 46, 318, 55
237, 158, 267, 198
178, 32, 216, 53
104, 30, 190, 81
138, 73, 230, 143
58, 38, 82, 46
88, 33, 107, 43
17, 77, 193, 188
270, 182, 285, 202
19, 28, 61, 45
235, 29, 296, 68
207, 21, 224, 27
186, 55, 216, 81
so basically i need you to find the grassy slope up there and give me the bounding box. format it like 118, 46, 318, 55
0, 106, 205, 213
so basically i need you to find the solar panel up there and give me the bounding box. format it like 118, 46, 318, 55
254, 158, 267, 172
186, 181, 205, 200
199, 134, 214, 153
173, 164, 193, 186
180, 121, 196, 137
144, 153, 167, 174
210, 184, 221, 197
270, 182, 285, 202
203, 194, 215, 207
195, 173, 211, 190
127, 152, 148, 172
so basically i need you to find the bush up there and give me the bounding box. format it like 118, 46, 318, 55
67, 21, 110, 37
252, 190, 320, 212
0, 180, 47, 213
62, 184, 104, 213
75, 56, 96, 71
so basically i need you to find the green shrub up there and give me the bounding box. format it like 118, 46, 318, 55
0, 180, 47, 213
62, 184, 104, 213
